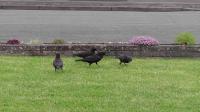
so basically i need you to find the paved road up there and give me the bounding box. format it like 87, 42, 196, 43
129, 0, 200, 3
0, 10, 200, 44
0, 0, 200, 3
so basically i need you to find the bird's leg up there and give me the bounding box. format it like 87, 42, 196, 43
96, 62, 99, 66
120, 61, 122, 65
55, 68, 57, 72
89, 63, 92, 66
96, 62, 98, 65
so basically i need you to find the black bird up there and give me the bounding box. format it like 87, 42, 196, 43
73, 47, 97, 58
76, 51, 106, 66
53, 53, 63, 71
117, 54, 132, 65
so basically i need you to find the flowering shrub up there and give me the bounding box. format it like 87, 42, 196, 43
129, 36, 159, 46
175, 32, 196, 45
6, 39, 20, 45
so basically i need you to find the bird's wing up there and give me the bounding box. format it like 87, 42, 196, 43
83, 55, 98, 62
53, 59, 63, 67
118, 55, 125, 60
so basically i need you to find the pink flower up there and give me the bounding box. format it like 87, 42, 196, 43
6, 39, 20, 45
129, 36, 159, 46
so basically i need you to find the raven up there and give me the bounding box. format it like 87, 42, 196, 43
53, 53, 63, 71
117, 54, 132, 65
76, 51, 106, 66
73, 47, 97, 58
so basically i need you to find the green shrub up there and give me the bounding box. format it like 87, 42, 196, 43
29, 39, 43, 45
52, 39, 65, 44
175, 32, 196, 45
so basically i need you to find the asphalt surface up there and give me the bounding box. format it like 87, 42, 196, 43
0, 10, 200, 44
0, 0, 200, 3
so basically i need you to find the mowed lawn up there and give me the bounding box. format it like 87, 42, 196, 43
0, 56, 200, 112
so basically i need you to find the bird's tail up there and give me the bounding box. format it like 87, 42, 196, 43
115, 55, 120, 58
115, 54, 121, 59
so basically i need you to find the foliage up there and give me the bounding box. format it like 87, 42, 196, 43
175, 32, 196, 45
6, 39, 20, 45
52, 39, 65, 44
129, 36, 159, 46
29, 39, 43, 45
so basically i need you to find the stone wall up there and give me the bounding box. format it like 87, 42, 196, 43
0, 43, 200, 57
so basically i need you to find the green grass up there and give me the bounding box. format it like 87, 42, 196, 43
0, 56, 200, 112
